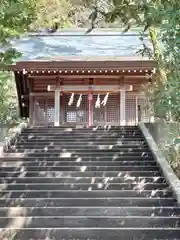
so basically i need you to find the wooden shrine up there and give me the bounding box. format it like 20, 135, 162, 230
9, 56, 157, 126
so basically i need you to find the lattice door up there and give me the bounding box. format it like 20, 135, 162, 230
125, 94, 149, 125
93, 94, 106, 125
46, 98, 55, 125
138, 97, 150, 122
33, 97, 55, 125
93, 94, 120, 126
63, 94, 88, 125
125, 94, 136, 125
33, 98, 46, 125
106, 94, 120, 125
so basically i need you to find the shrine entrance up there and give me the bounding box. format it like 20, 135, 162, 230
63, 93, 120, 126
63, 94, 88, 125
32, 91, 149, 127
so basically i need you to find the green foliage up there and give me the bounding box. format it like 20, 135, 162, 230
158, 4, 180, 121
174, 138, 180, 145
0, 0, 37, 123
31, 0, 114, 30
87, 0, 180, 121
0, 0, 36, 64
31, 0, 72, 29
0, 71, 19, 124
87, 0, 180, 174
0, 0, 36, 44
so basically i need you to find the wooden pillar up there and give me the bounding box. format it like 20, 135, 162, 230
54, 89, 60, 126
29, 78, 34, 125
88, 86, 93, 127
29, 95, 34, 125
60, 93, 64, 124
136, 96, 138, 124
120, 88, 126, 126
45, 98, 48, 124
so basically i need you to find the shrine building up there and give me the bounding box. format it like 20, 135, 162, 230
8, 31, 157, 127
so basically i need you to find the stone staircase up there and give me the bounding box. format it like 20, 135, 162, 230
0, 126, 180, 239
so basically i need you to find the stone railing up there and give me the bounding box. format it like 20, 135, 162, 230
139, 121, 180, 203
144, 119, 180, 177
0, 121, 28, 157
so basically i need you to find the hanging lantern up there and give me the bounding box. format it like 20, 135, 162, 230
68, 93, 74, 106
95, 94, 101, 108
101, 93, 109, 106
77, 94, 82, 108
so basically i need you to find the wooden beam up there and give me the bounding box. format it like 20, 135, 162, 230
48, 85, 118, 92
30, 89, 146, 96
47, 84, 133, 92
28, 74, 150, 79
30, 92, 54, 96
29, 75, 122, 79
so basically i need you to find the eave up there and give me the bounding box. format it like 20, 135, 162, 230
8, 58, 157, 72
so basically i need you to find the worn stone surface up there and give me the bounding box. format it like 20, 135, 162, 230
139, 122, 180, 204
1, 126, 180, 239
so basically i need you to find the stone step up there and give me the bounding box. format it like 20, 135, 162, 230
21, 125, 141, 132
0, 182, 169, 191
13, 144, 149, 150
0, 175, 165, 184
23, 130, 142, 134
23, 128, 141, 133
21, 130, 143, 134
0, 189, 172, 199
1, 161, 158, 168
1, 125, 178, 240
28, 126, 138, 128
16, 135, 145, 144
21, 133, 143, 138
16, 141, 147, 146
1, 228, 179, 240
18, 138, 145, 142
25, 126, 139, 130
4, 152, 153, 158
1, 206, 179, 217
21, 128, 141, 132
0, 156, 155, 162
1, 216, 180, 228
0, 165, 159, 172
26, 126, 139, 130
21, 131, 143, 140
0, 170, 161, 178
0, 176, 165, 185
8, 148, 150, 153
0, 197, 176, 207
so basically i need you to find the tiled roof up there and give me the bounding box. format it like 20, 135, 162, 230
11, 30, 151, 61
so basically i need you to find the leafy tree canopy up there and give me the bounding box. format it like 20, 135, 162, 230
0, 0, 37, 123
87, 0, 180, 121
0, 0, 36, 65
